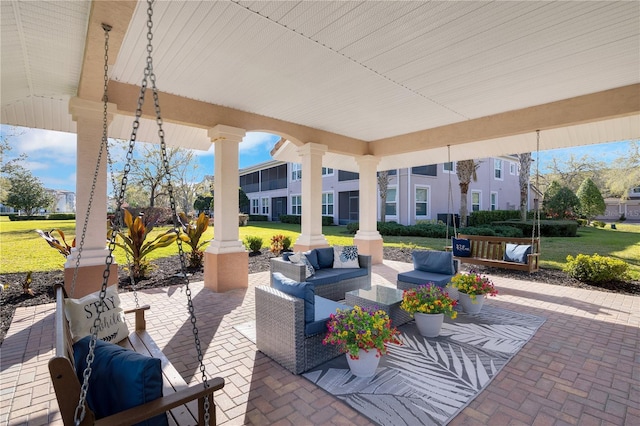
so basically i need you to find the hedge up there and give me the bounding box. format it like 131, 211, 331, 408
248, 215, 268, 222
280, 215, 334, 226
493, 219, 578, 237
469, 210, 523, 226
346, 221, 523, 238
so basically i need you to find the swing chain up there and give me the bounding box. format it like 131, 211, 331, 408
73, 23, 113, 425
141, 0, 212, 421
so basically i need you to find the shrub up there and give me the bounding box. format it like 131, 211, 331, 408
279, 215, 301, 224
248, 215, 268, 222
8, 215, 47, 221
47, 213, 75, 220
346, 222, 359, 234
469, 210, 522, 226
281, 235, 292, 251
577, 219, 588, 227
269, 234, 289, 255
618, 214, 626, 222
564, 254, 629, 283
177, 212, 210, 268
244, 235, 263, 253
591, 220, 606, 228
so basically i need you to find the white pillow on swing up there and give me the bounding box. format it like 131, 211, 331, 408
64, 285, 129, 344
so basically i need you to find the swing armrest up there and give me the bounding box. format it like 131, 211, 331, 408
94, 377, 225, 426
124, 305, 151, 331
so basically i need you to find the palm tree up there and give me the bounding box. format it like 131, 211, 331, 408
456, 159, 479, 227
377, 171, 390, 223
517, 153, 532, 221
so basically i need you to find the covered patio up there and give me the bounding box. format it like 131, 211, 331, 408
1, 1, 638, 296
2, 263, 639, 425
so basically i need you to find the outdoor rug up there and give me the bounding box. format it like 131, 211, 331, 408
302, 304, 546, 426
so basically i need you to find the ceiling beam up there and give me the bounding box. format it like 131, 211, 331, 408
370, 84, 640, 157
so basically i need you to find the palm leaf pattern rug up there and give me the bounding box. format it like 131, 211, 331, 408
302, 304, 545, 426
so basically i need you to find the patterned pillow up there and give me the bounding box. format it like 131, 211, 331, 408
333, 245, 360, 268
301, 255, 316, 278
64, 285, 129, 344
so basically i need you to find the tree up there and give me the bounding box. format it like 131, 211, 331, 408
377, 171, 390, 223
456, 159, 479, 227
208, 188, 249, 213
605, 140, 640, 199
4, 166, 54, 216
576, 178, 605, 224
541, 153, 606, 193
193, 194, 213, 214
517, 153, 532, 221
543, 180, 579, 219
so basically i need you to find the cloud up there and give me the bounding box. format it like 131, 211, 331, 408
239, 132, 280, 154
18, 127, 76, 157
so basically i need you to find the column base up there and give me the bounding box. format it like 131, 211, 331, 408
64, 263, 118, 299
204, 251, 248, 292
293, 234, 329, 252
353, 237, 384, 264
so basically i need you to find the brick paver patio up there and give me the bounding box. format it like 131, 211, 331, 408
1, 260, 638, 425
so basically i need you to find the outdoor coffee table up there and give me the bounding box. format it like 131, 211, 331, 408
345, 285, 412, 327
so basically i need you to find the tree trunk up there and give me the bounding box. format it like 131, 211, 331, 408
459, 183, 469, 227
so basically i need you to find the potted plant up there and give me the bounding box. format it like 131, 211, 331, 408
449, 271, 498, 314
400, 284, 458, 337
323, 305, 401, 377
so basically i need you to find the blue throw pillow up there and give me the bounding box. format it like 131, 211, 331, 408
315, 247, 335, 269
503, 243, 532, 264
271, 272, 315, 323
304, 250, 320, 270
412, 250, 455, 275
452, 238, 471, 257
282, 252, 293, 261
73, 336, 167, 426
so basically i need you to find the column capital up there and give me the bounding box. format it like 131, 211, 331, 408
356, 154, 381, 168
69, 97, 116, 122
297, 142, 328, 156
208, 124, 246, 143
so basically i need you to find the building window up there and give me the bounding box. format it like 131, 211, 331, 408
490, 192, 498, 211
415, 186, 429, 218
260, 164, 287, 191
632, 187, 640, 194
291, 163, 302, 181
261, 197, 269, 215
510, 162, 516, 175
471, 191, 481, 212
291, 195, 302, 215
494, 159, 503, 180
251, 199, 259, 215
412, 165, 437, 176
338, 170, 359, 181
322, 167, 334, 176
322, 192, 334, 215
443, 162, 455, 173
385, 187, 397, 216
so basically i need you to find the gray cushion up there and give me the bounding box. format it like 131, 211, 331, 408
306, 268, 367, 286
503, 243, 532, 264
305, 296, 350, 336
271, 272, 315, 323
304, 250, 320, 270
412, 250, 455, 275
315, 247, 335, 269
397, 270, 452, 287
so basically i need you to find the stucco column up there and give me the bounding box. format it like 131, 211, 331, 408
293, 143, 329, 251
203, 125, 248, 292
354, 155, 384, 264
64, 97, 118, 297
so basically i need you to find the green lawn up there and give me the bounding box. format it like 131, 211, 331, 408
1, 219, 639, 279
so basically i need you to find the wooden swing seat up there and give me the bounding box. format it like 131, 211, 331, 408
48, 284, 225, 425
451, 234, 540, 273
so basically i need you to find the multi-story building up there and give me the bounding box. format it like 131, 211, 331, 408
238, 155, 528, 226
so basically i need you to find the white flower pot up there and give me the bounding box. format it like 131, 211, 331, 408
445, 286, 459, 301
346, 349, 381, 377
414, 312, 444, 337
458, 293, 485, 314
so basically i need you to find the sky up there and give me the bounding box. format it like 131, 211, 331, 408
1, 123, 635, 193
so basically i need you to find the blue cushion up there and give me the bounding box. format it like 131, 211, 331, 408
305, 296, 351, 336
306, 268, 367, 286
315, 247, 335, 269
73, 336, 167, 426
271, 272, 315, 323
452, 238, 471, 257
282, 252, 293, 261
304, 250, 320, 270
412, 250, 455, 275
503, 243, 532, 264
397, 270, 452, 287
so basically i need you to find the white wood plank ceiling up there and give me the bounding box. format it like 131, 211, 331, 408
1, 1, 639, 163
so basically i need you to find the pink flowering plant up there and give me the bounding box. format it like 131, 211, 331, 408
322, 305, 402, 359
449, 271, 498, 301
400, 284, 458, 319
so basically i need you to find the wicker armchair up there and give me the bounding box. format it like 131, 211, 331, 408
270, 254, 372, 301
255, 285, 343, 374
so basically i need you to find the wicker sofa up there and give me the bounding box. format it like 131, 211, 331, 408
255, 273, 350, 374
397, 250, 459, 290
270, 247, 372, 301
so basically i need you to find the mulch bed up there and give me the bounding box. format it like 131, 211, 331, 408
1, 247, 638, 345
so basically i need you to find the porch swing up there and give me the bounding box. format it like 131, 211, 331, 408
447, 139, 542, 273
48, 4, 224, 425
